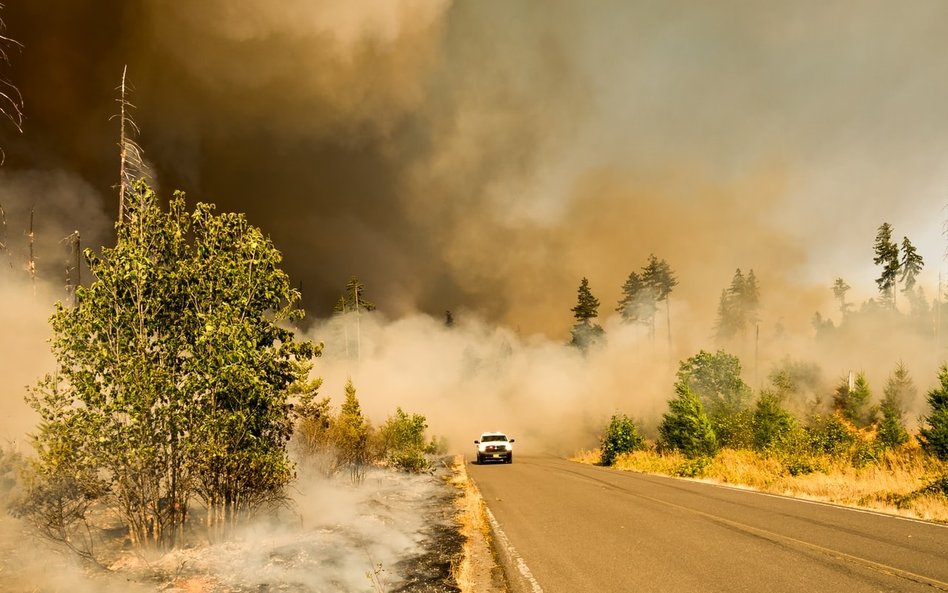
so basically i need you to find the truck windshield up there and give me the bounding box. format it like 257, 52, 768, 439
482, 435, 508, 442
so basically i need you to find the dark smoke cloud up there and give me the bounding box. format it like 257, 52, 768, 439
3, 0, 948, 339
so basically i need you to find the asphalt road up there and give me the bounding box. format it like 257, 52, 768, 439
467, 455, 948, 593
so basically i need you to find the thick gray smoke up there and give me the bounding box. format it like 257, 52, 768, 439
4, 1, 947, 335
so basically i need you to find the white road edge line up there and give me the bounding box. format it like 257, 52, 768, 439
485, 506, 545, 593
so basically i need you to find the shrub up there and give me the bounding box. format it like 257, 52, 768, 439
599, 414, 645, 466
752, 391, 798, 452
712, 408, 755, 450
378, 408, 431, 472
807, 413, 857, 457
674, 456, 712, 478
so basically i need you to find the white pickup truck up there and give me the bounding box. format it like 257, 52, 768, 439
474, 432, 515, 464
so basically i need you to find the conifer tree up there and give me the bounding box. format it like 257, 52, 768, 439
831, 277, 852, 320
832, 372, 872, 427
900, 236, 924, 293
570, 277, 604, 351
659, 383, 718, 458
334, 378, 370, 483
873, 223, 900, 308
920, 365, 948, 461
878, 362, 912, 448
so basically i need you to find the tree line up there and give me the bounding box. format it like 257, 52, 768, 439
599, 348, 948, 477
15, 182, 442, 559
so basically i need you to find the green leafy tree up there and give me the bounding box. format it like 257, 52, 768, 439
877, 362, 912, 449
599, 414, 645, 466
832, 372, 872, 428
659, 383, 718, 458
676, 350, 752, 448
873, 223, 900, 308
378, 407, 430, 472
919, 365, 948, 461
676, 350, 751, 418
25, 182, 317, 549
570, 277, 605, 351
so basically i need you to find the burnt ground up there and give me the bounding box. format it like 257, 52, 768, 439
391, 483, 464, 593
0, 459, 470, 593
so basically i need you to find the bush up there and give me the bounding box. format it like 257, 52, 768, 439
752, 391, 798, 452
711, 409, 755, 450
807, 414, 857, 457
674, 456, 712, 478
378, 408, 431, 472
599, 414, 645, 466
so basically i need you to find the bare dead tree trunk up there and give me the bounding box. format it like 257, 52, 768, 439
27, 205, 35, 295
61, 230, 79, 304
0, 6, 23, 164
114, 66, 148, 226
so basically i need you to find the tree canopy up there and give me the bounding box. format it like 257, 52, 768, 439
25, 181, 318, 549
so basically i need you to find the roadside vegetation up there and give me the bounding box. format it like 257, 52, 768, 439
581, 350, 948, 523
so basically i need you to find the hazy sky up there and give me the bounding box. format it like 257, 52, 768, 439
3, 0, 948, 337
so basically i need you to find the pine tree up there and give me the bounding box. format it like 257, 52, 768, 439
616, 271, 647, 324
832, 372, 872, 428
900, 236, 924, 293
919, 365, 948, 460
334, 378, 370, 483
831, 277, 852, 320
659, 383, 718, 458
570, 277, 604, 351
878, 362, 912, 448
752, 391, 797, 451
873, 223, 901, 308
642, 254, 678, 345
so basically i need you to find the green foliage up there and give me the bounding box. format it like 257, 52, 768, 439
873, 222, 900, 307
832, 372, 872, 428
752, 391, 798, 452
831, 277, 852, 319
333, 275, 376, 314
877, 363, 911, 449
673, 456, 712, 478
571, 277, 600, 323
616, 254, 677, 333
570, 277, 605, 352
920, 365, 948, 461
899, 236, 924, 293
676, 350, 751, 418
24, 182, 317, 549
599, 414, 645, 466
806, 414, 857, 457
711, 408, 755, 450
333, 379, 371, 482
378, 407, 431, 473
714, 268, 759, 341
659, 383, 718, 458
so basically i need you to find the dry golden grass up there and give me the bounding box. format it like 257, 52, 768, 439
448, 454, 494, 593
573, 445, 948, 523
